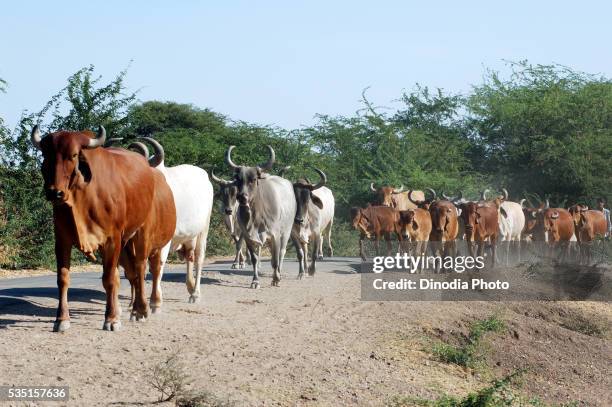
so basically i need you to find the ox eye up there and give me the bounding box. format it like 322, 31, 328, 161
72, 153, 78, 159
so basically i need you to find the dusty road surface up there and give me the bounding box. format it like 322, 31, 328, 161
0, 258, 610, 406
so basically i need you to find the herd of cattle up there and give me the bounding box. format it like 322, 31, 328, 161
28, 126, 608, 332
352, 184, 609, 267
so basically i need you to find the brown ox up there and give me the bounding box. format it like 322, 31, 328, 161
398, 208, 432, 258
370, 183, 424, 210
350, 205, 403, 261
409, 189, 459, 268
568, 205, 606, 264
31, 126, 176, 332
457, 201, 499, 267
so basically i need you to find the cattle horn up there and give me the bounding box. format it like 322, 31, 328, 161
442, 191, 451, 200
545, 199, 550, 209
500, 188, 508, 200
370, 182, 377, 192
225, 145, 239, 170
86, 126, 106, 149
426, 188, 437, 201
210, 170, 233, 186
140, 137, 165, 167
30, 125, 42, 150
480, 189, 489, 201
105, 137, 123, 146
519, 199, 526, 208
128, 142, 150, 158
408, 190, 423, 205
392, 185, 404, 194
311, 168, 327, 190
278, 166, 291, 177
258, 145, 275, 171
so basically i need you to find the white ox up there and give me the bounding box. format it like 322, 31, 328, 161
140, 138, 214, 304
290, 169, 335, 278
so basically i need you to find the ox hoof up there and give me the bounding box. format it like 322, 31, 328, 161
317, 255, 324, 261
150, 306, 162, 315
231, 263, 238, 269
250, 280, 260, 289
239, 263, 246, 269
53, 320, 70, 332
188, 295, 200, 304
297, 272, 304, 280
129, 312, 147, 322
103, 320, 122, 331
271, 279, 280, 287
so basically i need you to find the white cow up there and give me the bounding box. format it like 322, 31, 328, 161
141, 138, 214, 305
290, 169, 335, 278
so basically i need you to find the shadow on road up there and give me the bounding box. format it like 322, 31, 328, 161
0, 287, 108, 329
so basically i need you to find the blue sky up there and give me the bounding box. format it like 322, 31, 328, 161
1, 0, 611, 129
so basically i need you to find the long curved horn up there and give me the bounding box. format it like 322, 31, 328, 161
370, 182, 377, 192
408, 190, 423, 205
311, 168, 327, 190
105, 137, 123, 147
225, 145, 239, 170
441, 191, 451, 200
30, 125, 42, 150
392, 185, 404, 194
426, 188, 437, 201
457, 190, 463, 200
480, 188, 489, 201
258, 145, 275, 171
545, 199, 550, 209
128, 141, 149, 158
501, 188, 508, 200
139, 137, 164, 167
210, 170, 233, 186
86, 126, 106, 149
278, 166, 291, 177
519, 198, 526, 208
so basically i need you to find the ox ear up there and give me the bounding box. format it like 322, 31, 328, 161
77, 152, 92, 184
256, 167, 268, 179
551, 211, 559, 219
311, 194, 323, 209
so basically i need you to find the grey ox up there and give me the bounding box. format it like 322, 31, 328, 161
211, 171, 249, 269
225, 145, 296, 288
290, 169, 335, 278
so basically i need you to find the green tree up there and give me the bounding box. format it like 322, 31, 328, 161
467, 61, 612, 204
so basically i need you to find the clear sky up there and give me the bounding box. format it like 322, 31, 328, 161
1, 0, 611, 130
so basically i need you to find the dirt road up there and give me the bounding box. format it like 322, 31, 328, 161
0, 258, 610, 406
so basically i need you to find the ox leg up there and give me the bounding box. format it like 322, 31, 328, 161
149, 250, 164, 313
247, 243, 261, 289
271, 240, 281, 287
359, 236, 366, 261
129, 240, 149, 322
149, 242, 170, 313
53, 235, 72, 332
490, 237, 497, 268
308, 234, 319, 276
233, 236, 246, 269
189, 234, 207, 303
326, 220, 334, 258
293, 237, 306, 280
102, 238, 123, 331
183, 243, 197, 297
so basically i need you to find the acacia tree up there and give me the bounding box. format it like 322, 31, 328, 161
467, 61, 612, 204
